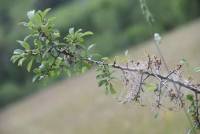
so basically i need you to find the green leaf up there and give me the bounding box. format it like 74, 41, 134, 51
186, 94, 194, 102
96, 74, 104, 79
42, 8, 51, 18
34, 39, 42, 49
98, 79, 107, 87
87, 44, 95, 51
81, 66, 88, 73
19, 22, 28, 27
193, 67, 200, 72
27, 58, 34, 72
109, 83, 116, 94
180, 59, 188, 65
32, 75, 39, 83
42, 47, 51, 58
30, 13, 42, 26
81, 31, 93, 37
41, 24, 49, 35
24, 35, 32, 41
144, 83, 157, 92
10, 55, 21, 63
69, 27, 74, 34
18, 57, 26, 66
52, 31, 60, 39
13, 49, 24, 55
17, 40, 30, 50
55, 57, 63, 66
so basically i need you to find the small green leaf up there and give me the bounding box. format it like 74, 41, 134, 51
24, 35, 32, 41
18, 57, 26, 66
19, 22, 28, 27
53, 31, 60, 39
81, 31, 93, 37
69, 27, 74, 34
109, 83, 116, 94
186, 94, 194, 101
30, 13, 42, 26
42, 8, 51, 18
144, 83, 157, 92
55, 57, 63, 66
10, 55, 21, 63
180, 59, 188, 65
34, 39, 42, 49
32, 75, 39, 83
81, 66, 88, 73
13, 49, 24, 55
17, 40, 30, 50
27, 58, 34, 72
193, 67, 200, 72
87, 44, 95, 51
98, 80, 107, 87
96, 74, 104, 79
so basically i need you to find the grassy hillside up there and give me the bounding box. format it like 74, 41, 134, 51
0, 19, 200, 134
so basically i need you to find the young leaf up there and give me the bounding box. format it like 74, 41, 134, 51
19, 22, 28, 27
42, 8, 51, 18
17, 40, 30, 50
10, 55, 21, 63
30, 13, 42, 26
109, 83, 116, 94
69, 27, 74, 34
18, 57, 26, 66
32, 75, 39, 83
87, 44, 95, 51
180, 58, 188, 65
144, 83, 157, 92
81, 31, 93, 37
27, 58, 34, 72
13, 49, 24, 55
193, 67, 200, 73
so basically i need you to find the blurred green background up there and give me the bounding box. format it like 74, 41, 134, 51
0, 0, 200, 108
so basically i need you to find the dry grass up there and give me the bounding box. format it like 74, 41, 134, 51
0, 19, 200, 134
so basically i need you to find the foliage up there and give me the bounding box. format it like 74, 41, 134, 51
96, 63, 116, 94
11, 8, 200, 133
11, 8, 118, 97
11, 9, 94, 83
1, 0, 200, 108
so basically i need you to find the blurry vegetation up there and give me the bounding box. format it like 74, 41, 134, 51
0, 0, 200, 108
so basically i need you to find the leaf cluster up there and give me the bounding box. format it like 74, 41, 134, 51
96, 62, 116, 94
11, 9, 94, 82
